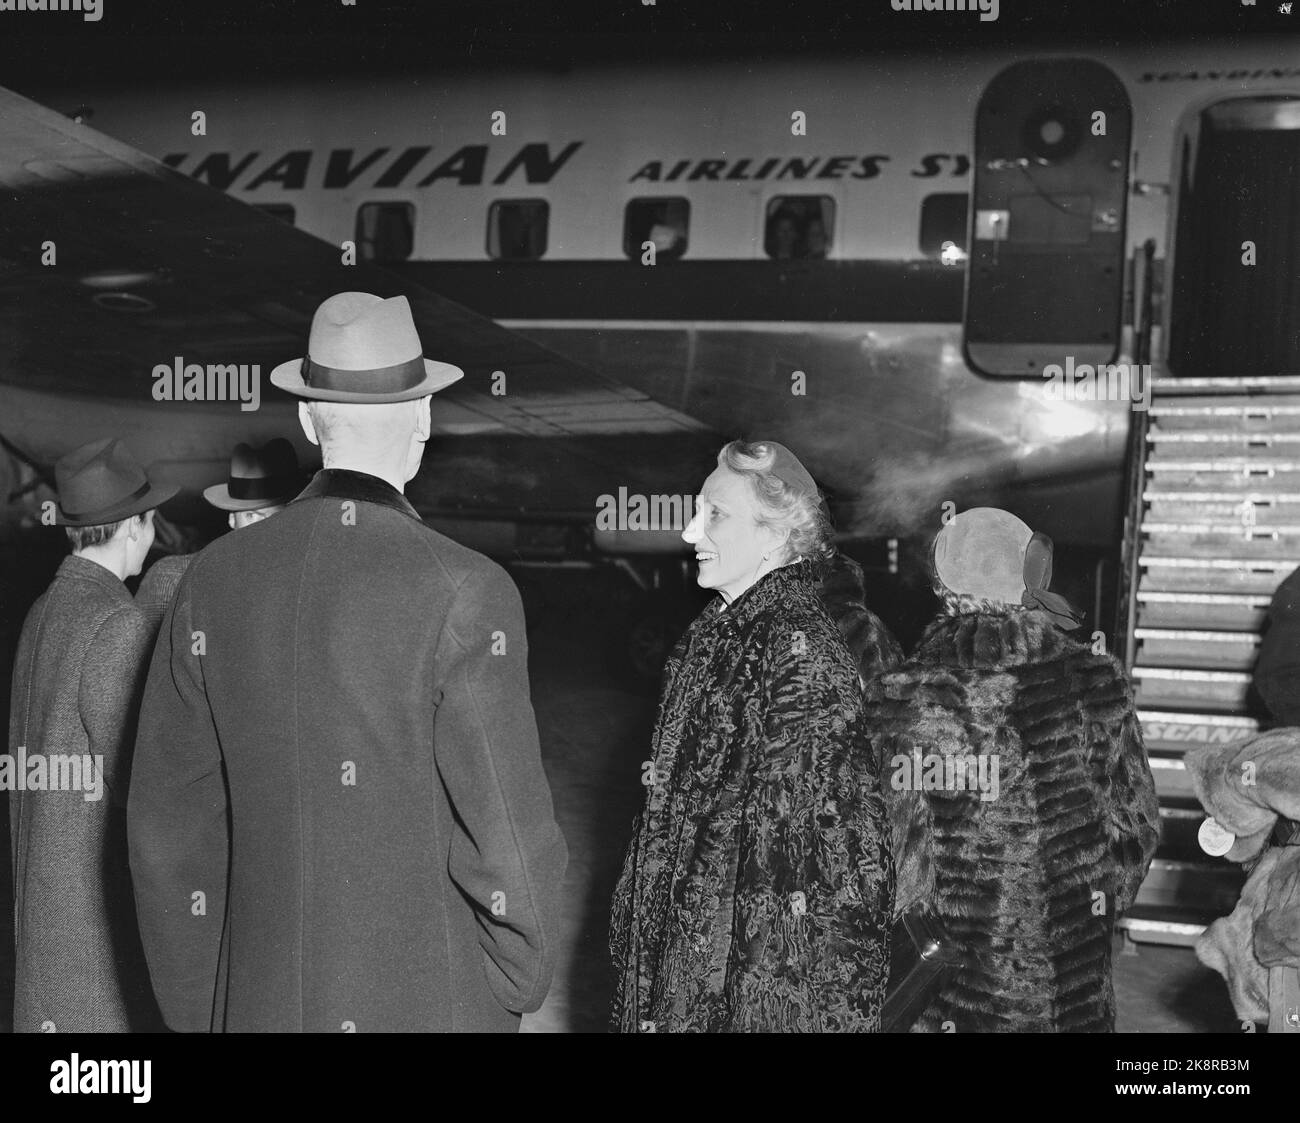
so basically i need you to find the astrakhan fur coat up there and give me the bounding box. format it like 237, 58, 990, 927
864, 606, 1160, 1032
609, 558, 896, 1032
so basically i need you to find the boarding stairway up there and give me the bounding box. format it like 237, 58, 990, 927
1116, 372, 1300, 947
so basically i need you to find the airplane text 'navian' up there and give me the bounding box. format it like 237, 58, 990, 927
163, 143, 584, 191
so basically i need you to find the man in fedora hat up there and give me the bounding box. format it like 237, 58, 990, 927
130, 292, 567, 1032
864, 507, 1158, 1032
8, 437, 175, 1031
135, 437, 303, 639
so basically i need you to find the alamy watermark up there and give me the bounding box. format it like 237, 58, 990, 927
596, 487, 696, 531
890, 0, 998, 21
0, 0, 102, 20
152, 357, 261, 412
0, 746, 104, 802
1043, 357, 1152, 412
890, 749, 1000, 802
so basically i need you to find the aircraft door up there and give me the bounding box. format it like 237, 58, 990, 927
964, 59, 1132, 378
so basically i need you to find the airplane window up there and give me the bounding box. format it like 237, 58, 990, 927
356, 202, 415, 263
764, 196, 835, 260
920, 193, 969, 263
624, 198, 689, 260
253, 204, 296, 226
487, 199, 549, 260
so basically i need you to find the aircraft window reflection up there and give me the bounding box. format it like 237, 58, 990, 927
624, 197, 689, 261
488, 199, 549, 260
356, 202, 415, 263
764, 196, 834, 260
920, 193, 969, 263
252, 204, 296, 226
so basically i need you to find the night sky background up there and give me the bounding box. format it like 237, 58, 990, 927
0, 0, 1294, 89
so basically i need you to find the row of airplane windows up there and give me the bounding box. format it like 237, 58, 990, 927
252, 192, 972, 264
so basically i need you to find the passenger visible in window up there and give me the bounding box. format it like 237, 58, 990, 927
626, 199, 688, 260
805, 217, 830, 260
767, 210, 802, 260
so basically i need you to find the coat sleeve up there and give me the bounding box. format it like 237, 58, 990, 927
432, 563, 568, 1015
1104, 679, 1160, 913
127, 578, 229, 1032
725, 628, 895, 1031
79, 605, 153, 808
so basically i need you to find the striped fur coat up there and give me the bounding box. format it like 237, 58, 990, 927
863, 606, 1159, 1032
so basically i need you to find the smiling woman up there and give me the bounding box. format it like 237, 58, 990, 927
681, 439, 834, 606
609, 438, 897, 1032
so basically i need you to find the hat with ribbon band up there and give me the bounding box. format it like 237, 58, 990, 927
203, 438, 303, 511
54, 437, 179, 527
270, 292, 464, 403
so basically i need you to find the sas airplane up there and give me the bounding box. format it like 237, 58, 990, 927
1, 43, 1298, 650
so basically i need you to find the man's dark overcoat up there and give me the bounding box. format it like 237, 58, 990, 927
864, 607, 1160, 1032
9, 555, 160, 1031
129, 469, 568, 1032
609, 558, 896, 1032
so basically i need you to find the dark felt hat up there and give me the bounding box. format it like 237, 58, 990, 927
54, 437, 179, 527
203, 438, 302, 511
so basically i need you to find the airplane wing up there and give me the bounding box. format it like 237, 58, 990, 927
0, 85, 718, 522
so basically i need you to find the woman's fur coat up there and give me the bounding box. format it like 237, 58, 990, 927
608, 558, 896, 1031
864, 606, 1160, 1032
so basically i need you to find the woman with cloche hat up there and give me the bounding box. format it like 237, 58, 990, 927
608, 439, 896, 1032
864, 506, 1160, 1032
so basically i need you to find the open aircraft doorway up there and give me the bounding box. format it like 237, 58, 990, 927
1167, 95, 1300, 380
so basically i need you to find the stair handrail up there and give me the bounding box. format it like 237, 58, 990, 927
1118, 238, 1158, 671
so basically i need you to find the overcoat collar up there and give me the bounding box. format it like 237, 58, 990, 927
292, 468, 422, 522
912, 605, 1075, 670
56, 553, 130, 599
700, 557, 817, 637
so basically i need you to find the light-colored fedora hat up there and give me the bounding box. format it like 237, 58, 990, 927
270, 292, 463, 403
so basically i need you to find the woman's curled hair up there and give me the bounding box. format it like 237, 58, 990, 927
719, 439, 834, 564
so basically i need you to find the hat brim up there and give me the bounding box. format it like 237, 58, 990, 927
203, 482, 301, 512
269, 357, 464, 402
56, 480, 180, 527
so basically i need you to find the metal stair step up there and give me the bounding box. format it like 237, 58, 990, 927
1132, 667, 1253, 711
1144, 468, 1300, 492
1139, 533, 1300, 560
1134, 628, 1260, 671
1118, 906, 1215, 948
1151, 376, 1300, 395
1142, 520, 1300, 537
1147, 454, 1300, 470
1149, 431, 1300, 447
1132, 857, 1245, 917
1150, 755, 1196, 799
1145, 496, 1300, 527
1137, 710, 1259, 753
1138, 557, 1295, 595
1150, 396, 1300, 422
1136, 591, 1269, 630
